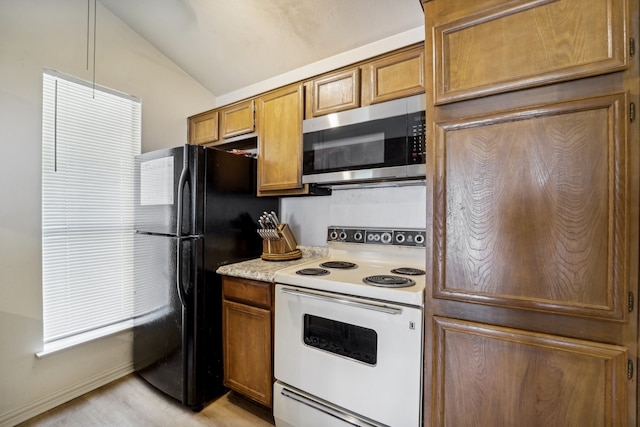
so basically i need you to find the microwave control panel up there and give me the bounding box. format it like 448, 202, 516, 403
409, 111, 426, 164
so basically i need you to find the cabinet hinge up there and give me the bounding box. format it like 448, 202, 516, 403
628, 360, 634, 380
631, 38, 636, 58
630, 103, 636, 122
629, 292, 634, 312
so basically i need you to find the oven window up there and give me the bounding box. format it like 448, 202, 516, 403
303, 314, 377, 365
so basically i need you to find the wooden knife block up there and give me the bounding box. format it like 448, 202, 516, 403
261, 223, 302, 260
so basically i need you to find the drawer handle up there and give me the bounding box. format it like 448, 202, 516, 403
280, 385, 386, 427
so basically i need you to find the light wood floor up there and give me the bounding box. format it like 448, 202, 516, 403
18, 374, 275, 427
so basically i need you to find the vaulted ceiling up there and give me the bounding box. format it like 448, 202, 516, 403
99, 0, 425, 98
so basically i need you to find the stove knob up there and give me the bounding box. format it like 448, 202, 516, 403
396, 233, 406, 244
353, 231, 363, 241
381, 232, 392, 244
329, 230, 338, 240
415, 234, 425, 245
339, 231, 347, 241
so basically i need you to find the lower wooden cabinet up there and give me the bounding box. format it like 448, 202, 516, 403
222, 276, 273, 408
431, 317, 628, 426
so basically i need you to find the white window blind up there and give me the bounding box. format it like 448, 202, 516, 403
41, 70, 141, 346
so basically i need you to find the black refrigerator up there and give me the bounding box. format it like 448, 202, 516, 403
133, 144, 277, 411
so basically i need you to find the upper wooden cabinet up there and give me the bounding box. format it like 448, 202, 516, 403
188, 110, 218, 145
187, 43, 424, 194
432, 0, 628, 104
361, 46, 425, 105
305, 44, 425, 118
256, 83, 307, 195
306, 67, 360, 117
219, 99, 255, 139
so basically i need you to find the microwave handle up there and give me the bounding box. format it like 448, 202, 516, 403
279, 287, 403, 315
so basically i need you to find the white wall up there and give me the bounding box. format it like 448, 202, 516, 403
281, 184, 427, 247
0, 1, 215, 424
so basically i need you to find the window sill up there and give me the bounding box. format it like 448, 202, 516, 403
36, 319, 133, 358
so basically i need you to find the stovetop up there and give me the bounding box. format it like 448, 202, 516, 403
274, 227, 426, 307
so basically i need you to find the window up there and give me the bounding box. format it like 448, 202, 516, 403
41, 70, 141, 353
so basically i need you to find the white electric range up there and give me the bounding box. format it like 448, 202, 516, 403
273, 226, 426, 427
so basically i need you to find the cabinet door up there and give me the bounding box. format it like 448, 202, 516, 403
257, 84, 304, 193
434, 93, 629, 321
223, 299, 272, 407
220, 100, 255, 139
361, 45, 425, 106
432, 0, 628, 104
431, 317, 628, 426
188, 110, 218, 145
307, 67, 360, 117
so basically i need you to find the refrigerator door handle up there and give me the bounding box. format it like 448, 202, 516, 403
176, 146, 190, 238
175, 235, 199, 308
176, 237, 186, 308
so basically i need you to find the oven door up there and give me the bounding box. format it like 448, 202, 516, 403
274, 285, 423, 427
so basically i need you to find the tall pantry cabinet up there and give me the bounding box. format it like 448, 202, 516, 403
421, 0, 640, 425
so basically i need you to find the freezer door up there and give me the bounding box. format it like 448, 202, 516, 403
133, 232, 185, 402
133, 232, 203, 407
135, 145, 204, 236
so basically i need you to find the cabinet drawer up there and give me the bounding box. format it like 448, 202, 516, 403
222, 277, 272, 309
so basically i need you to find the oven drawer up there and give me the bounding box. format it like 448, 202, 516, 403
274, 285, 423, 427
274, 381, 386, 427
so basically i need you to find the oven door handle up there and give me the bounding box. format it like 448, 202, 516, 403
280, 386, 387, 427
280, 287, 403, 315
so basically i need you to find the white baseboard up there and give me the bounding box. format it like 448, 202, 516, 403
0, 362, 134, 427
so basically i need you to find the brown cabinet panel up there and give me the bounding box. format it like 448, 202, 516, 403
222, 276, 271, 309
362, 46, 425, 106
188, 110, 218, 145
433, 0, 628, 104
220, 100, 255, 139
223, 299, 272, 407
257, 84, 304, 193
431, 317, 628, 427
308, 67, 360, 117
433, 93, 629, 320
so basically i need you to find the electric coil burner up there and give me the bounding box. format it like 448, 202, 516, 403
319, 261, 357, 269
363, 274, 416, 287
295, 268, 329, 276
391, 267, 426, 276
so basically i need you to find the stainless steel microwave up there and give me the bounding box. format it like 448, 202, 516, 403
302, 94, 426, 186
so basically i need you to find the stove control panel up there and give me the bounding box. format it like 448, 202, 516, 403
327, 227, 426, 247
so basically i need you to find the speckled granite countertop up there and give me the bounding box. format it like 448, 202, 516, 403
216, 246, 328, 282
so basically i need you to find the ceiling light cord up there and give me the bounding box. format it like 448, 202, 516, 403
86, 0, 97, 97
92, 0, 96, 98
